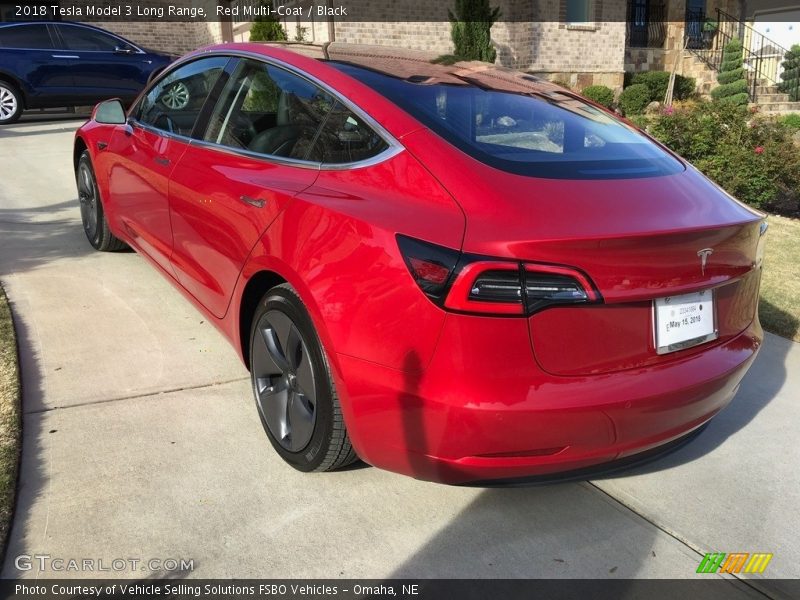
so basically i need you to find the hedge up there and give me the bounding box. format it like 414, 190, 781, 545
581, 85, 615, 108
618, 83, 651, 115
630, 71, 697, 102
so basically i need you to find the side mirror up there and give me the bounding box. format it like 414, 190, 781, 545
94, 99, 127, 125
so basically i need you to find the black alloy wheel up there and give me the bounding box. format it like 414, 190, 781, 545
249, 284, 357, 472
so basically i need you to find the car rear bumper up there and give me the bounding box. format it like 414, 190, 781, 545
334, 313, 762, 485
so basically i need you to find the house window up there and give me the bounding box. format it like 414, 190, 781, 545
567, 0, 593, 23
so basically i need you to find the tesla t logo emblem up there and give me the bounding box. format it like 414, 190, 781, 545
697, 248, 714, 275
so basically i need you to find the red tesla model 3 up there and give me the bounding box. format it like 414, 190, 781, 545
73, 43, 766, 484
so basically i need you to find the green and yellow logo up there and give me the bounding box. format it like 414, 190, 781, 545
697, 552, 773, 574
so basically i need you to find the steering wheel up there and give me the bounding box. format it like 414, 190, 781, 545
153, 111, 177, 135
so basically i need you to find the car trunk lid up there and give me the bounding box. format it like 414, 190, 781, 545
401, 129, 765, 375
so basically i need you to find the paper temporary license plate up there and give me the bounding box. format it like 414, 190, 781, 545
653, 290, 717, 355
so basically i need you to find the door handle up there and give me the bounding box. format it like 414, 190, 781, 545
51, 54, 79, 59
154, 156, 170, 166
239, 195, 266, 208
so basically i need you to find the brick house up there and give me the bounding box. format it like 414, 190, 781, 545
222, 0, 749, 92
2, 0, 776, 97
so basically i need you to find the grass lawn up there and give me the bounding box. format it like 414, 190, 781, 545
760, 214, 800, 343
0, 283, 21, 551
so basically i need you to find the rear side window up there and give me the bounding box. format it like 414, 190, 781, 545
331, 62, 683, 179
308, 101, 388, 164
56, 25, 126, 52
204, 59, 334, 161
0, 24, 53, 49
136, 57, 229, 137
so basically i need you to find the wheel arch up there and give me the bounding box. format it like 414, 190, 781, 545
0, 71, 25, 109
238, 270, 287, 371
73, 136, 88, 171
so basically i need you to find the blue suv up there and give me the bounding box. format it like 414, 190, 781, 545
0, 21, 174, 124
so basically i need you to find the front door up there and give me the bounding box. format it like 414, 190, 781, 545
0, 23, 76, 105
628, 0, 649, 47
51, 23, 156, 105
168, 58, 335, 318
104, 56, 230, 274
685, 0, 707, 48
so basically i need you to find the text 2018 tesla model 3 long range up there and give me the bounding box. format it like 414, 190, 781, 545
73, 43, 766, 484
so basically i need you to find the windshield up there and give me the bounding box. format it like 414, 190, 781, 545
330, 62, 683, 180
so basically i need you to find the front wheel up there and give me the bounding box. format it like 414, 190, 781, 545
0, 82, 23, 125
249, 284, 357, 472
76, 151, 127, 251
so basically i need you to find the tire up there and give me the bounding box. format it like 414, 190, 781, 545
75, 150, 127, 252
249, 283, 357, 472
0, 81, 23, 125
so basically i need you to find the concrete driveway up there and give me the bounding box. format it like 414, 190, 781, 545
0, 119, 797, 595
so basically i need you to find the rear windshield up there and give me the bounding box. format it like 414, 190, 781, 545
330, 62, 683, 180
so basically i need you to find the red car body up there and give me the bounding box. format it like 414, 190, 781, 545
75, 43, 765, 484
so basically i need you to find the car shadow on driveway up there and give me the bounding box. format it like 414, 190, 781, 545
0, 199, 109, 278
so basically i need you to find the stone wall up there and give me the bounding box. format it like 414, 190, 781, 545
333, 0, 627, 90
91, 0, 633, 89
523, 0, 626, 90
625, 47, 667, 72
78, 0, 216, 56
334, 21, 453, 55
84, 21, 204, 55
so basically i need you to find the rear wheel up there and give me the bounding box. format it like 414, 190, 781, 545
0, 82, 23, 125
76, 151, 127, 252
249, 284, 357, 472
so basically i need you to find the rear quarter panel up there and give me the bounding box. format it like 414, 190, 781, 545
233, 150, 466, 372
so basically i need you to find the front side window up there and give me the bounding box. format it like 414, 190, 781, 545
0, 24, 53, 49
204, 59, 334, 160
136, 57, 229, 137
56, 25, 126, 51
332, 62, 683, 179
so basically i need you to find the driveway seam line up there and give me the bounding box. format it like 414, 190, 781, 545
24, 377, 250, 415
587, 481, 775, 599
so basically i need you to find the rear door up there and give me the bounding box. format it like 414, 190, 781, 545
168, 58, 332, 318
51, 23, 154, 104
0, 23, 75, 105
104, 56, 230, 274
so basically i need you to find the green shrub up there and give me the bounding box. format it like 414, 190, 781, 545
249, 3, 287, 42
618, 83, 652, 115
717, 67, 745, 85
778, 44, 800, 101
581, 85, 615, 108
627, 114, 650, 130
647, 101, 800, 214
711, 39, 749, 106
630, 71, 697, 102
448, 0, 501, 63
778, 113, 800, 129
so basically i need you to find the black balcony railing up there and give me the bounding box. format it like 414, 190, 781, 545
686, 9, 797, 103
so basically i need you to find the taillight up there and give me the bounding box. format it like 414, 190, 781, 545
397, 235, 601, 316
523, 265, 596, 313
396, 234, 460, 301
